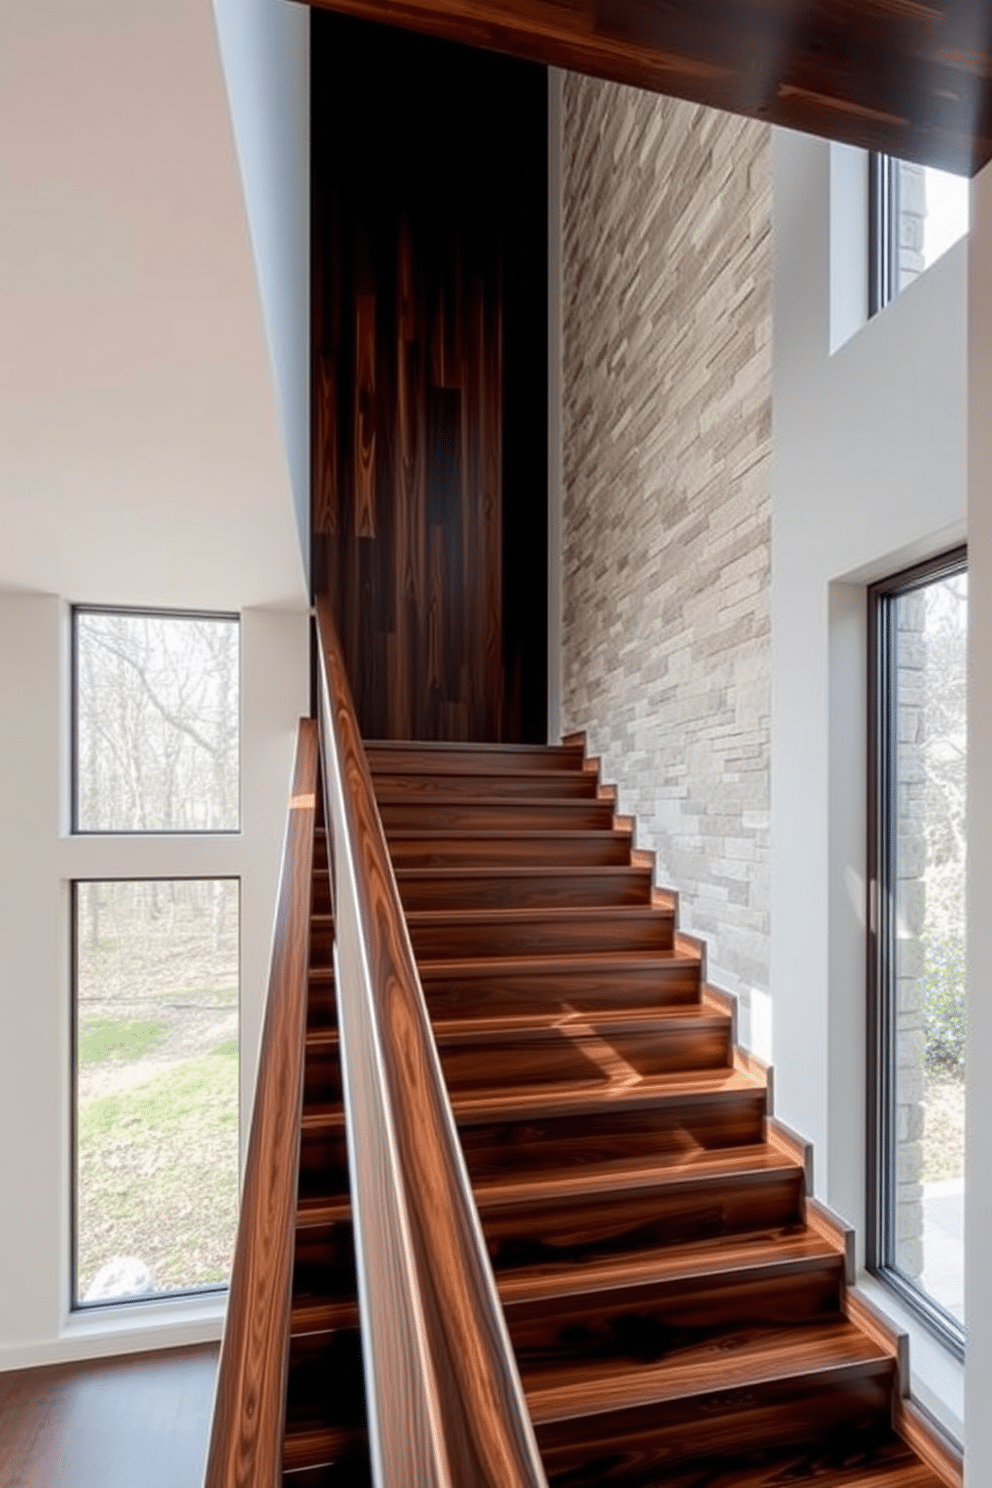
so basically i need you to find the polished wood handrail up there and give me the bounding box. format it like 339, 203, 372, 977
315, 595, 547, 1488
204, 719, 318, 1488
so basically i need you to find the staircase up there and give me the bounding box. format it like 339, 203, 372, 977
280, 736, 958, 1486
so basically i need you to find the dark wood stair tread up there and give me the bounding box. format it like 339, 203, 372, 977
417, 947, 700, 978
523, 1319, 893, 1423
369, 768, 599, 798
296, 1195, 351, 1228
450, 1064, 764, 1125
283, 1424, 367, 1473
301, 1108, 346, 1134
291, 1297, 360, 1336
394, 863, 655, 909
365, 740, 586, 772
430, 1002, 729, 1040
473, 1142, 803, 1213
383, 827, 635, 867
496, 1228, 843, 1309
405, 903, 674, 929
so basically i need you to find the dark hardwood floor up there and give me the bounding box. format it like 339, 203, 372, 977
0, 1343, 218, 1488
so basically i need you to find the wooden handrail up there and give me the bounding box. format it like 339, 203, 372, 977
315, 595, 548, 1488
204, 718, 318, 1488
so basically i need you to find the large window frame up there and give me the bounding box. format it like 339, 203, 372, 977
69, 604, 243, 1312
867, 545, 967, 1360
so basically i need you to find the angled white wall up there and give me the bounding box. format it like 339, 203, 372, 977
211, 0, 311, 577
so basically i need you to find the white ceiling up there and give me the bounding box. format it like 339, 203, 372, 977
0, 0, 309, 612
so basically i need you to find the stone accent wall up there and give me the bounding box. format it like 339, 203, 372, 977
559, 76, 773, 1036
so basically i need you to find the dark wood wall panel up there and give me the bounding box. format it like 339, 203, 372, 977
312, 14, 547, 743
304, 0, 992, 177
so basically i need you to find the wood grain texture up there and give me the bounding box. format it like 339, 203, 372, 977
0, 1346, 218, 1488
311, 15, 547, 742
365, 737, 953, 1485
315, 596, 548, 1487
203, 721, 318, 1488
303, 0, 992, 174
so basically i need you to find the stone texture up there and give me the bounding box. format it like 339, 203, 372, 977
559, 75, 772, 1038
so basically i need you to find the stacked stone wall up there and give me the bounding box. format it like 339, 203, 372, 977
559, 77, 773, 1031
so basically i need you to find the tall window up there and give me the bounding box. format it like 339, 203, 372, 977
71, 609, 241, 1308
869, 155, 969, 314
868, 550, 966, 1356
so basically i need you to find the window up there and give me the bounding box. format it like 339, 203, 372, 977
71, 608, 241, 1308
73, 608, 240, 833
868, 549, 967, 1356
869, 155, 969, 314
73, 879, 240, 1305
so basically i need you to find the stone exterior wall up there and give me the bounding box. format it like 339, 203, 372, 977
559, 76, 773, 1036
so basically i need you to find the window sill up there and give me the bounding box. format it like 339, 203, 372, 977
854, 1271, 964, 1448
55, 1291, 226, 1364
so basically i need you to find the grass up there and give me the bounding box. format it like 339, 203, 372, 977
77, 1049, 239, 1298
79, 1016, 169, 1065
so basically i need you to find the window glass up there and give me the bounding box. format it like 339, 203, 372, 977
871, 156, 969, 313
74, 878, 240, 1305
870, 552, 966, 1351
74, 610, 239, 832
895, 161, 969, 294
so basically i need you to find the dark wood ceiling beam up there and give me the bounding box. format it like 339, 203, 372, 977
300, 0, 992, 174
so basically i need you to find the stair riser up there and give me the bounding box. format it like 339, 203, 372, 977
386, 832, 633, 868
306, 982, 338, 1030
408, 913, 674, 960
533, 1368, 895, 1486
312, 871, 333, 914
370, 771, 600, 800
380, 799, 616, 832
284, 1328, 367, 1443
421, 962, 701, 1017
504, 1263, 846, 1370
298, 1130, 350, 1202
438, 1023, 731, 1094
293, 1220, 358, 1310
397, 869, 653, 911
309, 920, 335, 971
303, 1054, 343, 1108
480, 1172, 805, 1269
459, 1093, 767, 1182
366, 744, 585, 774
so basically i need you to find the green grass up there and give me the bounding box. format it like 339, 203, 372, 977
208, 1039, 238, 1059
79, 1016, 169, 1065
77, 1051, 239, 1298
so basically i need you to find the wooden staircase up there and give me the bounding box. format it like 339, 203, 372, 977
279, 735, 959, 1486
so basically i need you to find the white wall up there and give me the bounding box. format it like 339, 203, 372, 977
0, 0, 306, 612
771, 128, 967, 1436
211, 0, 311, 576
0, 596, 308, 1370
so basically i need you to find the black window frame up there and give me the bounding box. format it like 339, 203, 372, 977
866, 544, 967, 1360
71, 604, 242, 836
868, 152, 900, 316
